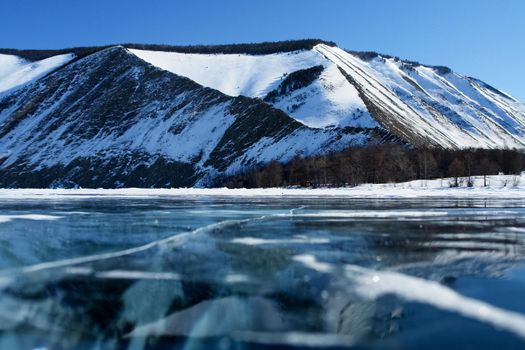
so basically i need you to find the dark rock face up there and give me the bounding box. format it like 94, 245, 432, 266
0, 154, 198, 188
264, 65, 325, 103
206, 97, 302, 172
0, 47, 368, 188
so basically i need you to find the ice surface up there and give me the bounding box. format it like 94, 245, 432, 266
0, 195, 524, 348
295, 254, 525, 339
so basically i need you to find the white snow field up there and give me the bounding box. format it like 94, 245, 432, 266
128, 48, 325, 98
0, 174, 523, 199
129, 48, 376, 129
0, 53, 74, 94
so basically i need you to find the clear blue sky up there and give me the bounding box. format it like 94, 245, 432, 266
2, 0, 524, 101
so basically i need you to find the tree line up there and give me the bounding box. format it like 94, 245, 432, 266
218, 145, 525, 188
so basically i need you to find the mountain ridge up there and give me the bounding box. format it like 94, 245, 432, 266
2, 39, 520, 104
0, 39, 337, 61
0, 39, 495, 88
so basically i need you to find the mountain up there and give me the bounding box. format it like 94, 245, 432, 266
130, 43, 525, 148
0, 40, 524, 188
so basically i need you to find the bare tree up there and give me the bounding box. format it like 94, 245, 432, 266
448, 158, 465, 187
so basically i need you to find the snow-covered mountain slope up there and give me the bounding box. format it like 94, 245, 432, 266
0, 46, 377, 188
130, 48, 375, 129
315, 44, 525, 148
0, 40, 524, 188
0, 53, 74, 94
128, 48, 325, 98
263, 63, 378, 128
131, 44, 525, 147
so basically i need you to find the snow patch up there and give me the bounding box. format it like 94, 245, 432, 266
129, 48, 325, 98
0, 214, 63, 224
231, 237, 330, 246
0, 53, 74, 94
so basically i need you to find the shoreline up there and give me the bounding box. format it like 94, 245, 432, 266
1, 175, 524, 199
0, 186, 523, 199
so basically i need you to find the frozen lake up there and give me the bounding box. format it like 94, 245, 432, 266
0, 194, 525, 349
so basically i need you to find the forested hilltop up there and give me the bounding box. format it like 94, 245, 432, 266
219, 146, 525, 188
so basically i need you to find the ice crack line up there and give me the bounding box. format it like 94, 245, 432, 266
289, 205, 307, 216
0, 208, 305, 278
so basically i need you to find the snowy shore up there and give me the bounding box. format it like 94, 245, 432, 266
0, 175, 524, 199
